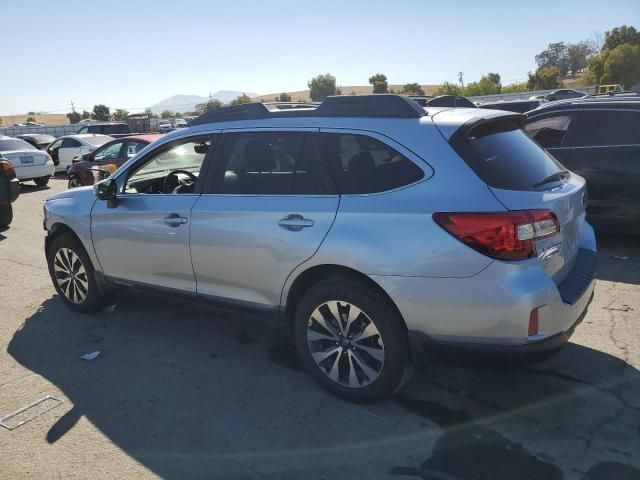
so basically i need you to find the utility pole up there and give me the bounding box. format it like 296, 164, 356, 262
70, 100, 76, 112
458, 71, 465, 89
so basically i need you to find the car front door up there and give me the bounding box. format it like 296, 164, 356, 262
60, 138, 83, 169
47, 139, 63, 170
91, 134, 216, 293
190, 129, 339, 308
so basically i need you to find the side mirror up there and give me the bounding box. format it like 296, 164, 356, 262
82, 153, 94, 161
94, 178, 118, 207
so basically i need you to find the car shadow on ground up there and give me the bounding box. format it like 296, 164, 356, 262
8, 292, 640, 479
17, 183, 50, 194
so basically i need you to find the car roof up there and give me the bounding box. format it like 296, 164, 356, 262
111, 134, 161, 143
479, 99, 538, 105
60, 134, 114, 141
528, 96, 640, 115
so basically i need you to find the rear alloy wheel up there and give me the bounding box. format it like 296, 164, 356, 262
68, 176, 83, 189
34, 176, 50, 187
47, 234, 106, 312
0, 204, 13, 228
294, 277, 412, 402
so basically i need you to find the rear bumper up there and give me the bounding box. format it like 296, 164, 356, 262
371, 224, 597, 350
14, 161, 55, 181
1, 177, 20, 204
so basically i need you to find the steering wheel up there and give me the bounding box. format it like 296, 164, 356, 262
163, 169, 198, 193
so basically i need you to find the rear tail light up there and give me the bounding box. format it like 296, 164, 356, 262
0, 160, 16, 177
433, 210, 560, 261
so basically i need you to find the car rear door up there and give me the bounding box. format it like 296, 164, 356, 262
563, 108, 640, 226
190, 129, 339, 308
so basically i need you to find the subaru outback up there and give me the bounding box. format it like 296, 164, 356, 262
44, 95, 596, 402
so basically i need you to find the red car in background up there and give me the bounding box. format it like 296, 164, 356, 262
67, 134, 161, 188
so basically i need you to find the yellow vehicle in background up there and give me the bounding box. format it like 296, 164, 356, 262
596, 84, 623, 94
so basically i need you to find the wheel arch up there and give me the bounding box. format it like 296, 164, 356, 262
283, 264, 409, 335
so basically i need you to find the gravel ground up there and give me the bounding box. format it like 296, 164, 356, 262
1, 177, 639, 480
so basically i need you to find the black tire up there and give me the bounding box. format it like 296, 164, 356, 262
68, 176, 83, 189
293, 276, 412, 403
34, 176, 50, 187
0, 204, 13, 228
47, 233, 106, 313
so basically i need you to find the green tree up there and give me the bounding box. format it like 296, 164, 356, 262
535, 42, 569, 77
603, 25, 640, 51
27, 111, 36, 116
433, 81, 463, 96
26, 116, 36, 123
81, 110, 92, 119
368, 73, 388, 94
308, 73, 337, 101
112, 109, 130, 121
527, 66, 562, 90
277, 92, 292, 102
401, 83, 425, 95
175, 112, 183, 118
566, 42, 593, 77
602, 44, 640, 89
501, 82, 529, 93
160, 110, 174, 118
196, 99, 222, 113
67, 111, 81, 124
230, 93, 253, 105
92, 104, 110, 121
464, 73, 502, 96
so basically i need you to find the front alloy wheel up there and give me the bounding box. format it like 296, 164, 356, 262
53, 247, 89, 304
307, 300, 385, 388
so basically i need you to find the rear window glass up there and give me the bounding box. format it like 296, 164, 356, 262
0, 139, 37, 151
320, 133, 424, 194
456, 126, 565, 191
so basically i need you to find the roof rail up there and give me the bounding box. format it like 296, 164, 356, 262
188, 94, 425, 126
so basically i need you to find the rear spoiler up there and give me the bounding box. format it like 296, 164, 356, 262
448, 113, 525, 154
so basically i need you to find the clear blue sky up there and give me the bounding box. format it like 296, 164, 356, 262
2, 0, 638, 114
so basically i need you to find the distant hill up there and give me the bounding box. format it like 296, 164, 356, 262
254, 84, 439, 103
149, 90, 259, 113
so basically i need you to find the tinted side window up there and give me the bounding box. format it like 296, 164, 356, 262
62, 138, 82, 148
319, 133, 424, 194
77, 127, 88, 134
525, 114, 573, 148
572, 110, 640, 147
94, 142, 123, 161
211, 132, 331, 195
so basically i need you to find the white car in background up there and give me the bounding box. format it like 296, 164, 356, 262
0, 136, 54, 186
46, 134, 113, 173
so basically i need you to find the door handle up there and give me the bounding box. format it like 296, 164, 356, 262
163, 214, 188, 227
279, 214, 314, 231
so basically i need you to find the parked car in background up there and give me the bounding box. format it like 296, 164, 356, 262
478, 99, 548, 113
0, 136, 54, 187
0, 153, 21, 227
43, 96, 596, 402
76, 122, 132, 137
67, 134, 160, 188
16, 134, 56, 150
525, 98, 640, 234
172, 118, 187, 128
46, 134, 113, 173
158, 120, 173, 133
544, 89, 586, 102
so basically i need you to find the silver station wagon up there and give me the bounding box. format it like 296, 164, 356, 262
44, 95, 596, 402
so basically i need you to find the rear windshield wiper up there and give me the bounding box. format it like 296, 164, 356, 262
533, 170, 570, 188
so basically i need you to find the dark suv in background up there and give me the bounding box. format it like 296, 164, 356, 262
525, 98, 640, 234
76, 122, 132, 137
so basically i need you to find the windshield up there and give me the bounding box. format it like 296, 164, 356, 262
0, 138, 38, 151
83, 135, 113, 146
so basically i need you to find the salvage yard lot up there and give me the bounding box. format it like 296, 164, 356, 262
1, 178, 639, 480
